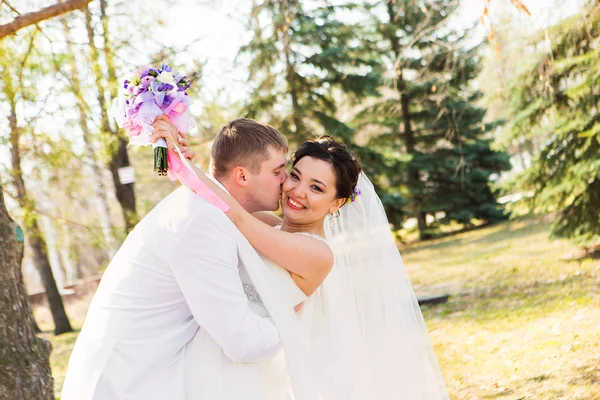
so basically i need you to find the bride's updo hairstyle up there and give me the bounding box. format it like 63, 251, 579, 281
291, 136, 362, 204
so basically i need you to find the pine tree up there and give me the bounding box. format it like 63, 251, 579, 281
240, 0, 380, 145
503, 3, 600, 247
241, 1, 401, 226
356, 0, 511, 238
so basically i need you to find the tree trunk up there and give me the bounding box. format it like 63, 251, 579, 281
41, 215, 65, 290
63, 17, 118, 257
279, 0, 305, 139
60, 223, 77, 283
0, 179, 54, 400
86, 5, 138, 233
27, 225, 73, 335
6, 74, 72, 335
108, 140, 138, 232
386, 1, 429, 240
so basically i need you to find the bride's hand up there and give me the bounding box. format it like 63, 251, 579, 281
151, 116, 195, 161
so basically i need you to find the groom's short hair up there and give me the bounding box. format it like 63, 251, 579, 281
211, 118, 288, 178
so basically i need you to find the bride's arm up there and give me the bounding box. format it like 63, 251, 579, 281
227, 209, 333, 297
182, 162, 332, 296
252, 212, 283, 227
151, 120, 332, 296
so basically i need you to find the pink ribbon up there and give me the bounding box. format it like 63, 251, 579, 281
167, 152, 230, 212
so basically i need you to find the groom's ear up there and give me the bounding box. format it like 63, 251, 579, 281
232, 166, 249, 187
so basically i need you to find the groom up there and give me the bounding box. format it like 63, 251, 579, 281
61, 118, 290, 400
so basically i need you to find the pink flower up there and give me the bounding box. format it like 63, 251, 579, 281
135, 66, 148, 76
140, 76, 155, 87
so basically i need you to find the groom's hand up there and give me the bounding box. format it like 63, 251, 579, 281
151, 116, 195, 161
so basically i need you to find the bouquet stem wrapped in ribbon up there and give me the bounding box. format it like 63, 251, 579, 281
111, 64, 229, 212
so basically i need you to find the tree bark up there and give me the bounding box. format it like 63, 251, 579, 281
386, 1, 429, 239
5, 71, 72, 335
0, 0, 93, 39
108, 140, 138, 232
86, 5, 138, 233
0, 178, 54, 400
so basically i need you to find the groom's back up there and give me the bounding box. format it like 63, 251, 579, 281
90, 185, 233, 350
62, 186, 238, 400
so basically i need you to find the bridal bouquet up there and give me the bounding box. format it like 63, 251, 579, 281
111, 64, 229, 212
112, 64, 193, 176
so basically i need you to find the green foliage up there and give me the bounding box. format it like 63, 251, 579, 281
353, 0, 511, 233
241, 0, 381, 144
240, 0, 510, 236
503, 3, 600, 248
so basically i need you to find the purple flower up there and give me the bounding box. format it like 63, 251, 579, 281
157, 83, 174, 92
140, 75, 155, 88
177, 77, 191, 91
348, 186, 362, 203
163, 94, 173, 106
161, 64, 172, 72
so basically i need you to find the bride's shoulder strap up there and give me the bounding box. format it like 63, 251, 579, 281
274, 225, 329, 246
294, 231, 328, 245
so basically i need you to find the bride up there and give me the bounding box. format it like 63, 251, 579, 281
152, 119, 449, 399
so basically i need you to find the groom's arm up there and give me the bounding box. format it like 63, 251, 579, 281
169, 210, 280, 363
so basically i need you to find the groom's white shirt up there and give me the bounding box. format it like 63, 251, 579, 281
61, 186, 280, 400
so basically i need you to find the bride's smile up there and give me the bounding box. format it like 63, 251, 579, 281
286, 196, 306, 210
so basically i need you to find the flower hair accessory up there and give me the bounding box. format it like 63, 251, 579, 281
348, 186, 362, 203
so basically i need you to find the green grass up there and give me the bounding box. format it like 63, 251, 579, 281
43, 329, 80, 398
403, 217, 600, 399
42, 217, 600, 399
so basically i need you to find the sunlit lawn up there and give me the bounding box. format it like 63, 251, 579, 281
403, 218, 600, 399
40, 217, 600, 399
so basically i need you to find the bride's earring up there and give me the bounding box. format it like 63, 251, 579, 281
329, 209, 340, 229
